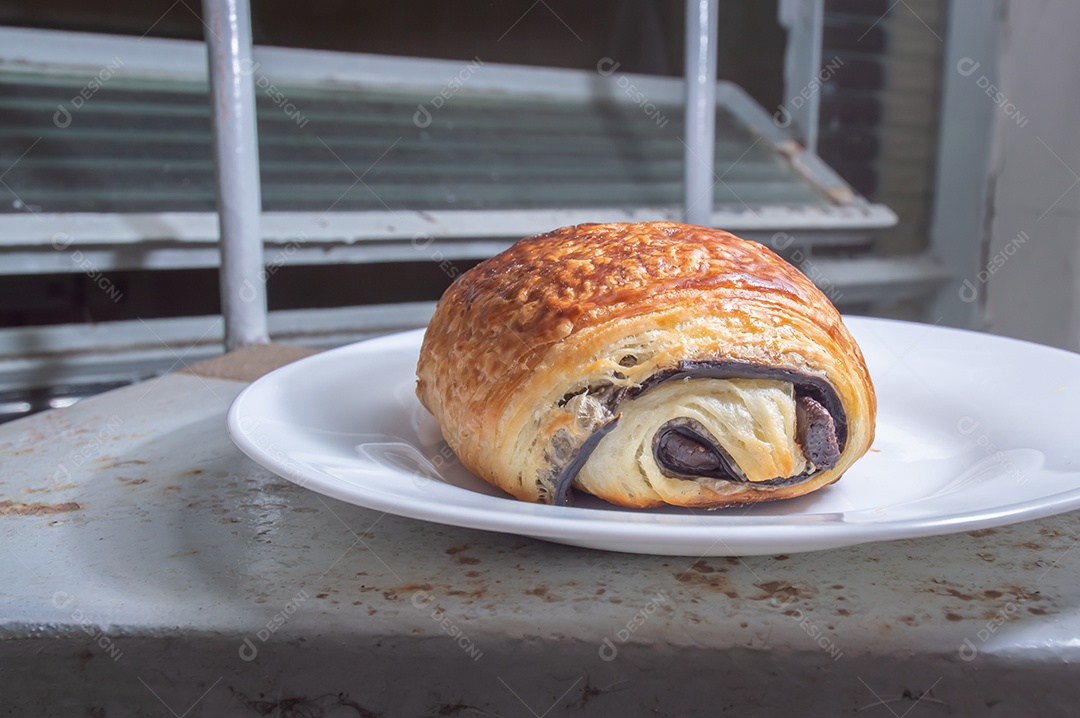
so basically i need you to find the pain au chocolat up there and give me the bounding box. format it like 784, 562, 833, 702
415, 222, 876, 508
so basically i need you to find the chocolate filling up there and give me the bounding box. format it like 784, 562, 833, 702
552, 417, 620, 506
651, 417, 745, 481
551, 360, 847, 506
795, 395, 841, 472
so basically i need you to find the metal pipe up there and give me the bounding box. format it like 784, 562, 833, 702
202, 0, 268, 350
778, 0, 825, 154
683, 0, 719, 226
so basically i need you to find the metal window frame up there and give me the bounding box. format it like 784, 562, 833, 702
0, 24, 926, 394
928, 0, 1005, 329
778, 0, 825, 154
0, 26, 895, 259
0, 251, 950, 394
0, 27, 896, 277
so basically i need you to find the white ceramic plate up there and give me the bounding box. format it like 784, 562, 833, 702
227, 317, 1080, 556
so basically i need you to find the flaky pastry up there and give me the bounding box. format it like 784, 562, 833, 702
416, 222, 876, 508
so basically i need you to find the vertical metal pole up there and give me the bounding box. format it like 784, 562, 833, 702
778, 0, 825, 154
929, 0, 1003, 330
203, 0, 269, 350
683, 0, 719, 226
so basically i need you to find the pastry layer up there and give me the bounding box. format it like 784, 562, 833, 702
576, 378, 810, 506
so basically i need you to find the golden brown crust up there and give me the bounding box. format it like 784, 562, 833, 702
416, 222, 876, 507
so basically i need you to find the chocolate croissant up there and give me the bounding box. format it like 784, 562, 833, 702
416, 222, 876, 508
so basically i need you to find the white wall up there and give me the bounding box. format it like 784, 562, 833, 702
983, 0, 1080, 351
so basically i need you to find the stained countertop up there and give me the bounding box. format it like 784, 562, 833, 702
2, 344, 1079, 716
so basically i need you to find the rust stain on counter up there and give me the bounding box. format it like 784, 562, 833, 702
21, 483, 79, 493
674, 561, 739, 599
753, 581, 811, 602
0, 499, 82, 516
118, 477, 148, 485
100, 459, 149, 469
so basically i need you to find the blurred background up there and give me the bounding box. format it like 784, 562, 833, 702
0, 0, 1075, 420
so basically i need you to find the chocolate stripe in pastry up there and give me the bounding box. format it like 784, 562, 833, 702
416, 222, 876, 509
